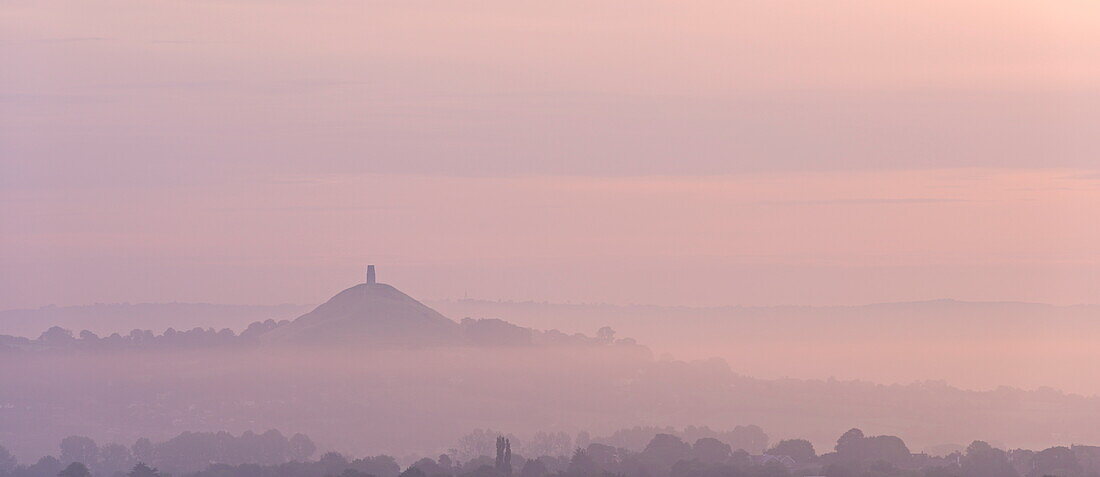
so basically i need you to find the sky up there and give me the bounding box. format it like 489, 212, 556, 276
2, 0, 1100, 309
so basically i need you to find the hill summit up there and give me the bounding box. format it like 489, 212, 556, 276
262, 276, 461, 346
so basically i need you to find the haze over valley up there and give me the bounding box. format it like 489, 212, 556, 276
4, 2, 1100, 477
4, 272, 1100, 469
6, 295, 1100, 394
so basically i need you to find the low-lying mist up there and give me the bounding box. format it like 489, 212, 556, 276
4, 336, 1100, 464
4, 283, 1100, 466
431, 299, 1100, 394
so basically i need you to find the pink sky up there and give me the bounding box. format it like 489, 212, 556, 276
2, 1, 1100, 308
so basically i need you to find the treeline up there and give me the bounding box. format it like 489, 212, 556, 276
0, 430, 317, 477
0, 320, 637, 352
0, 320, 287, 351
4, 426, 1100, 477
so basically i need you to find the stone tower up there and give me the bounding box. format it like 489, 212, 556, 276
366, 265, 376, 285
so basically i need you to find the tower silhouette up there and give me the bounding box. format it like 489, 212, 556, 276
366, 265, 376, 285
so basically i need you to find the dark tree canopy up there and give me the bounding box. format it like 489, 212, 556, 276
692, 438, 732, 464
961, 441, 1018, 477
768, 439, 816, 463
58, 462, 91, 477
5, 425, 1100, 477
127, 463, 161, 477
59, 437, 98, 468
0, 445, 17, 476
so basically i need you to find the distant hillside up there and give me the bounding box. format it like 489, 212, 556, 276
261, 283, 461, 346
428, 299, 1100, 395
8, 297, 1100, 393
0, 302, 313, 338
7, 296, 1100, 394
3, 282, 1100, 462
0, 283, 641, 352
429, 298, 1100, 334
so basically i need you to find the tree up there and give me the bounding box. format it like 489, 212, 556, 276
411, 457, 449, 477
568, 449, 598, 477
724, 425, 769, 454
832, 429, 909, 465
289, 433, 317, 462
752, 461, 791, 477
349, 455, 401, 477
730, 449, 753, 468
640, 434, 691, 475
127, 463, 160, 477
585, 444, 621, 469
520, 459, 548, 477
692, 438, 732, 464
39, 327, 75, 346
923, 464, 962, 477
526, 432, 572, 458
576, 432, 591, 450
99, 443, 134, 475
863, 435, 910, 464
319, 452, 350, 476
59, 437, 98, 467
495, 437, 512, 475
821, 463, 853, 477
835, 429, 864, 458
768, 439, 816, 463
28, 456, 63, 477
670, 459, 707, 477
0, 445, 16, 476
457, 430, 508, 461
58, 462, 91, 477
131, 438, 155, 465
961, 441, 1018, 477
596, 327, 616, 344
1030, 446, 1080, 477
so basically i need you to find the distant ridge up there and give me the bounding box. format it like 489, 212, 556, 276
8, 298, 1097, 340
0, 302, 312, 338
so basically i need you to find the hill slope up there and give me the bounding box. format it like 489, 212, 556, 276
260, 283, 461, 346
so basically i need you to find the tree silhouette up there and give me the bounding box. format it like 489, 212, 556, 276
290, 433, 317, 462
495, 437, 512, 475
768, 439, 816, 463
520, 459, 549, 477
127, 462, 161, 477
692, 437, 732, 464
0, 445, 16, 476
59, 436, 98, 467
58, 462, 91, 477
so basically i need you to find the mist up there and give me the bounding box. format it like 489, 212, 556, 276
4, 1, 1100, 477
5, 282, 1100, 469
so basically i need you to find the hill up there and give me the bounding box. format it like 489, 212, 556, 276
260, 283, 461, 346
